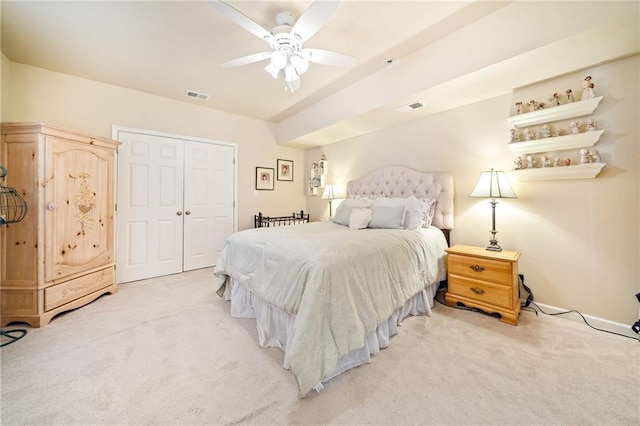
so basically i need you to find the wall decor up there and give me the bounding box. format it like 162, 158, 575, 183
277, 159, 294, 181
255, 167, 275, 190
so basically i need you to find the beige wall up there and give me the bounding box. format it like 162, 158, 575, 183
306, 56, 640, 326
1, 55, 306, 230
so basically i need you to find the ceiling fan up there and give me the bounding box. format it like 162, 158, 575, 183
209, 0, 357, 93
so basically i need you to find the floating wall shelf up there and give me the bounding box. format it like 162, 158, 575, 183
510, 163, 606, 181
508, 130, 604, 154
507, 96, 603, 128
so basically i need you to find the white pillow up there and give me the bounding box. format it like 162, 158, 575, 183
333, 198, 371, 226
349, 208, 372, 230
372, 196, 423, 229
368, 205, 406, 229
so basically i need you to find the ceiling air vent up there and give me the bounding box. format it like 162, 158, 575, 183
396, 102, 424, 113
185, 90, 209, 101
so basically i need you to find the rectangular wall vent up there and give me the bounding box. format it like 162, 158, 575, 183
185, 90, 209, 101
396, 101, 425, 113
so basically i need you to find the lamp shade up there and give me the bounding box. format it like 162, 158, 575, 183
470, 169, 517, 199
321, 184, 345, 200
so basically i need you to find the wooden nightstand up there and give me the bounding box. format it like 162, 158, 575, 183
445, 244, 521, 325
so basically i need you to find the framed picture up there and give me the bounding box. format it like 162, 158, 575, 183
277, 159, 294, 181
255, 167, 275, 190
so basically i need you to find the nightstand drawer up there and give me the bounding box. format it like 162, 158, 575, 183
448, 254, 513, 286
448, 275, 512, 309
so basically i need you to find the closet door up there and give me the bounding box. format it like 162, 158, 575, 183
115, 132, 184, 283
183, 141, 235, 271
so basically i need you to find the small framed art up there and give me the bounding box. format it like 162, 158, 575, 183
255, 167, 275, 190
277, 159, 294, 181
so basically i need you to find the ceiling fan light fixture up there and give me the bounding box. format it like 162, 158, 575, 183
271, 50, 288, 69
284, 65, 299, 83
264, 62, 280, 79
290, 54, 309, 75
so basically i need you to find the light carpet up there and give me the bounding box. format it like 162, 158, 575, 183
1, 267, 638, 425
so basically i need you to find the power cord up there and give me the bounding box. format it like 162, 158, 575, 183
435, 282, 637, 341
523, 302, 638, 341
0, 327, 27, 347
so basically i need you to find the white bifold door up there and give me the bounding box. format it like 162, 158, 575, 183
114, 129, 236, 284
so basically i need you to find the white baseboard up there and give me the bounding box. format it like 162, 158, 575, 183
531, 302, 639, 340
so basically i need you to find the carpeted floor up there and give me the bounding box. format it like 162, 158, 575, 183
1, 267, 638, 425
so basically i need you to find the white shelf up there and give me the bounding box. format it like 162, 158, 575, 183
508, 130, 604, 154
507, 96, 603, 128
510, 163, 606, 181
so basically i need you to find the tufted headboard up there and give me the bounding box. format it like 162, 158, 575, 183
346, 166, 454, 231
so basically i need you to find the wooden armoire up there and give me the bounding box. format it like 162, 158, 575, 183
1, 123, 119, 327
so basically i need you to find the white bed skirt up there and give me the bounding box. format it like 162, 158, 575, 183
223, 278, 439, 389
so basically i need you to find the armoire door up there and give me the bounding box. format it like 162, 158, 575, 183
44, 135, 116, 282
114, 128, 236, 284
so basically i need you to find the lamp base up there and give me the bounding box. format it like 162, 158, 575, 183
486, 239, 502, 252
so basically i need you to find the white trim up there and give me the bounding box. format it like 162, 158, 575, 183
508, 130, 604, 154
532, 302, 638, 340
509, 163, 606, 181
507, 96, 603, 128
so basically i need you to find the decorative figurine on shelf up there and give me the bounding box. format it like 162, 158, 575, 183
550, 92, 562, 106
590, 149, 602, 163
582, 76, 595, 100
528, 100, 539, 111
509, 128, 521, 142
527, 155, 536, 169
585, 117, 596, 131
554, 157, 561, 167
552, 127, 562, 137
566, 89, 575, 103
515, 102, 524, 114
514, 156, 523, 170
580, 149, 590, 164
570, 121, 582, 134
564, 158, 572, 166
523, 128, 535, 140
537, 102, 546, 110
540, 124, 551, 138
541, 155, 551, 168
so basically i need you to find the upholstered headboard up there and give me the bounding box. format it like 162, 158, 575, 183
346, 166, 454, 231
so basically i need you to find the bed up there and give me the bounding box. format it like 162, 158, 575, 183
214, 166, 454, 397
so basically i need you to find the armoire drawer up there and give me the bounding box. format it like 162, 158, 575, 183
45, 267, 114, 311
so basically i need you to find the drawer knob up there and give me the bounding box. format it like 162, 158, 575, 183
469, 264, 485, 272
470, 287, 485, 295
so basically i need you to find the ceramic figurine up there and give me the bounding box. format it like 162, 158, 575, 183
537, 102, 546, 110
566, 89, 575, 103
515, 102, 524, 114
528, 100, 538, 111
527, 155, 535, 169
554, 157, 561, 167
564, 158, 572, 166
585, 117, 596, 131
552, 127, 562, 137
580, 149, 590, 164
540, 124, 551, 138
582, 76, 595, 100
590, 149, 602, 163
523, 128, 535, 141
570, 121, 581, 134
541, 155, 551, 167
551, 92, 562, 106
514, 156, 523, 170
510, 128, 521, 142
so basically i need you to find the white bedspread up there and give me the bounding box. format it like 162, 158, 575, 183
214, 221, 448, 397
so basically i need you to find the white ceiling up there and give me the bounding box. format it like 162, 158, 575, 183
2, 1, 638, 148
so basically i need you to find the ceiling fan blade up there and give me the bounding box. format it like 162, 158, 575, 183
208, 0, 274, 43
303, 48, 357, 67
291, 0, 339, 42
221, 52, 272, 68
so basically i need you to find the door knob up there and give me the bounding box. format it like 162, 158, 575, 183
176, 211, 182, 216
185, 211, 191, 215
